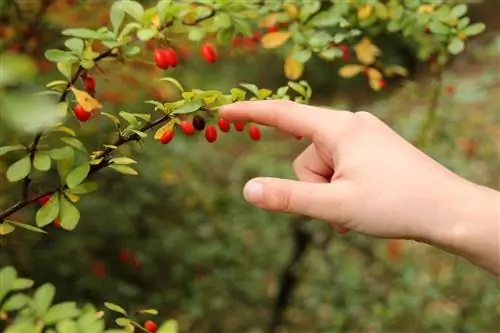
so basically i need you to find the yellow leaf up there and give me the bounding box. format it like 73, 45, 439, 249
384, 65, 408, 77
284, 4, 299, 18
0, 223, 15, 235
284, 57, 304, 80
258, 13, 279, 28
418, 5, 435, 13
358, 5, 373, 20
367, 68, 383, 81
64, 191, 80, 203
369, 76, 383, 91
354, 37, 381, 65
261, 32, 291, 49
151, 15, 160, 29
339, 65, 365, 78
70, 87, 102, 112
154, 121, 174, 140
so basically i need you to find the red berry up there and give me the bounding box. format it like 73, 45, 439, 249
74, 104, 91, 122
234, 121, 245, 132
165, 48, 178, 68
144, 320, 158, 333
201, 43, 217, 63
179, 120, 195, 136
379, 79, 387, 89
160, 130, 174, 144
153, 49, 170, 69
248, 124, 261, 141
204, 125, 218, 143
83, 75, 96, 92
217, 118, 231, 132
38, 195, 50, 206
119, 249, 131, 263
92, 260, 107, 277
231, 36, 242, 46
53, 218, 61, 228
252, 31, 262, 41
339, 44, 350, 61
268, 25, 278, 33
445, 84, 455, 94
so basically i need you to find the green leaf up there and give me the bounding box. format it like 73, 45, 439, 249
56, 320, 79, 333
299, 0, 321, 22
138, 309, 158, 315
110, 2, 125, 35
60, 137, 87, 153
33, 283, 56, 316
291, 49, 312, 63
308, 31, 333, 49
109, 165, 138, 175
217, 28, 234, 45
119, 0, 144, 22
157, 320, 179, 333
80, 59, 95, 69
288, 82, 307, 97
0, 145, 25, 157
48, 147, 74, 160
46, 80, 69, 90
111, 157, 137, 165
319, 48, 341, 61
130, 129, 147, 138
62, 28, 105, 40
36, 193, 60, 227
69, 182, 99, 195
5, 221, 46, 234
0, 266, 16, 303
230, 88, 246, 101
115, 317, 131, 326
12, 278, 34, 290
2, 293, 30, 311
57, 61, 73, 80
157, 0, 172, 21
308, 8, 339, 27
0, 223, 16, 235
188, 26, 206, 42
258, 89, 273, 100
45, 49, 79, 63
171, 100, 203, 115
6, 155, 31, 183
34, 152, 51, 172
66, 163, 90, 189
448, 37, 465, 55
232, 17, 252, 36
123, 45, 141, 56
44, 302, 80, 325
276, 86, 289, 98
137, 28, 157, 41
160, 77, 184, 92
428, 20, 449, 34
451, 4, 467, 18
64, 38, 84, 55
59, 195, 80, 231
104, 302, 128, 316
463, 22, 486, 36
214, 12, 231, 29
119, 111, 139, 126
239, 83, 259, 97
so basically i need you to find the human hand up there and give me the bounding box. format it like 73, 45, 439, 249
219, 100, 494, 246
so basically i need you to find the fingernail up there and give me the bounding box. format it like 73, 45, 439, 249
243, 180, 263, 204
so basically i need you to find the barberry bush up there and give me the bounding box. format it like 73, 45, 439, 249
0, 0, 490, 332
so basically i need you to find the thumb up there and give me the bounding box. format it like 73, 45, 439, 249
242, 177, 344, 222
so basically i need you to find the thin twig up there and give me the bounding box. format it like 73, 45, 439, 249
416, 69, 444, 148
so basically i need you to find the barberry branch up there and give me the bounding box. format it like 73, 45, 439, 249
417, 69, 444, 148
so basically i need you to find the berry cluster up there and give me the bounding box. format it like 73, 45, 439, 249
73, 73, 97, 122
153, 42, 217, 69
159, 115, 261, 145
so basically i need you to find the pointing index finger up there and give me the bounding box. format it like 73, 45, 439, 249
219, 100, 331, 139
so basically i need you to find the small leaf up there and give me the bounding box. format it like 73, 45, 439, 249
104, 302, 128, 316
448, 37, 465, 55
101, 112, 121, 126
0, 266, 16, 302
53, 126, 76, 136
451, 4, 467, 18
188, 26, 206, 42
46, 80, 69, 90
160, 77, 184, 92
463, 22, 485, 36
70, 87, 102, 112
339, 65, 365, 78
291, 49, 312, 63
119, 111, 139, 125
59, 195, 80, 231
34, 152, 51, 172
138, 309, 158, 316
6, 155, 31, 183
239, 84, 259, 97
354, 37, 381, 65
64, 38, 84, 55
69, 182, 99, 195
33, 283, 56, 316
115, 317, 131, 326
230, 88, 246, 102
284, 57, 304, 80
5, 221, 46, 233
57, 61, 73, 80
288, 82, 307, 97
111, 157, 137, 165
48, 146, 74, 160
154, 121, 174, 140
66, 163, 90, 189
119, 0, 145, 22
109, 165, 138, 175
261, 32, 291, 49
0, 223, 15, 235
0, 145, 25, 157
110, 2, 125, 34
137, 28, 157, 41
172, 100, 203, 115
36, 193, 60, 227
157, 320, 179, 333
44, 302, 80, 325
2, 293, 30, 311
12, 278, 34, 290
45, 49, 79, 62
60, 137, 87, 153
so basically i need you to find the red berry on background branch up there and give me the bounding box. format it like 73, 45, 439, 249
74, 104, 91, 122
339, 44, 350, 61
192, 115, 206, 131
164, 48, 179, 68
248, 124, 262, 141
119, 249, 131, 263
38, 195, 50, 206
83, 75, 96, 92
153, 49, 170, 70
144, 320, 158, 333
217, 118, 231, 133
234, 121, 245, 132
379, 79, 387, 89
201, 43, 217, 63
179, 120, 195, 136
204, 125, 218, 143
267, 25, 278, 33
445, 84, 455, 94
160, 130, 174, 145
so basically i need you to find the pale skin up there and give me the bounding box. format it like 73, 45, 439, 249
219, 100, 500, 276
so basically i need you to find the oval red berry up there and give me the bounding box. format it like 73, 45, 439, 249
153, 49, 169, 69
74, 104, 91, 122
217, 118, 231, 133
201, 43, 217, 63
165, 48, 178, 68
144, 320, 158, 333
248, 124, 261, 141
234, 121, 245, 132
160, 130, 174, 144
179, 120, 195, 135
204, 125, 218, 143
53, 218, 61, 228
38, 195, 51, 206
83, 75, 96, 92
